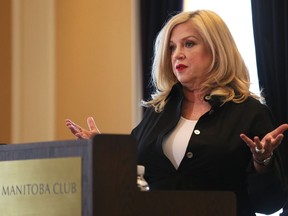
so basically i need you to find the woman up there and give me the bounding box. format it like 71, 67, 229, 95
66, 10, 288, 216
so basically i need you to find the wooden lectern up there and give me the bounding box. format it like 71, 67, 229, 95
0, 135, 236, 216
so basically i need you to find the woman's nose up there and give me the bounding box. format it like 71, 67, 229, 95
173, 48, 185, 60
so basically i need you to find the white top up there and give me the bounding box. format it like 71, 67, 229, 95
162, 117, 197, 169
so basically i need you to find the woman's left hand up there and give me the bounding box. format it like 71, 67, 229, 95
240, 124, 288, 163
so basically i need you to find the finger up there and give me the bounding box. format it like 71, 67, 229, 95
272, 134, 284, 147
76, 133, 91, 140
65, 120, 79, 134
65, 119, 84, 134
87, 117, 101, 134
65, 119, 73, 127
240, 133, 255, 147
75, 133, 84, 139
253, 136, 264, 150
67, 125, 79, 135
270, 124, 288, 138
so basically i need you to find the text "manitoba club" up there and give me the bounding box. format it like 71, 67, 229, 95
0, 182, 77, 196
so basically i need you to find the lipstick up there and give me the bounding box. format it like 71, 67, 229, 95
176, 64, 188, 72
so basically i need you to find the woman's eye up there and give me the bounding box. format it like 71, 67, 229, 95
185, 41, 195, 48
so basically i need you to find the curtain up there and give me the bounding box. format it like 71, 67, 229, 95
251, 1, 288, 213
251, 0, 288, 126
140, 0, 183, 101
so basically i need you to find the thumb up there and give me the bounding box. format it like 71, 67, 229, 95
271, 124, 288, 137
87, 116, 101, 134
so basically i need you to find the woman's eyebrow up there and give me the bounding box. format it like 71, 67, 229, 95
170, 35, 198, 43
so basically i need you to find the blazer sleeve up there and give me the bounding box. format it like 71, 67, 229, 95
246, 150, 288, 214
245, 103, 288, 214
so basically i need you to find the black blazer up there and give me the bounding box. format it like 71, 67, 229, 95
132, 83, 287, 216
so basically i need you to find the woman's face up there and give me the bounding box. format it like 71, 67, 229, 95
169, 20, 212, 89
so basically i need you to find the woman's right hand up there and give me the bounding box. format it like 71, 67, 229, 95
65, 116, 101, 139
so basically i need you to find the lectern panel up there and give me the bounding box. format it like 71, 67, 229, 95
92, 134, 237, 216
0, 139, 92, 216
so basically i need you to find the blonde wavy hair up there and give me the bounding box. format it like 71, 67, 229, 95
142, 10, 259, 112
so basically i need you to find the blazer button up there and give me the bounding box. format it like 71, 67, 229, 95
186, 152, 193, 158
194, 130, 200, 135
204, 95, 211, 101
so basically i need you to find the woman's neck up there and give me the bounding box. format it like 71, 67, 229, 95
183, 88, 206, 104
181, 87, 211, 120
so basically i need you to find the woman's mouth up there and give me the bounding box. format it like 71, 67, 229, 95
176, 64, 188, 72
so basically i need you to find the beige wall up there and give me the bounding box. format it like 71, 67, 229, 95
0, 0, 11, 143
8, 0, 141, 143
55, 0, 136, 140
12, 0, 56, 143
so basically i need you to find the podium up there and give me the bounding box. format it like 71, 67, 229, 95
0, 135, 236, 216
